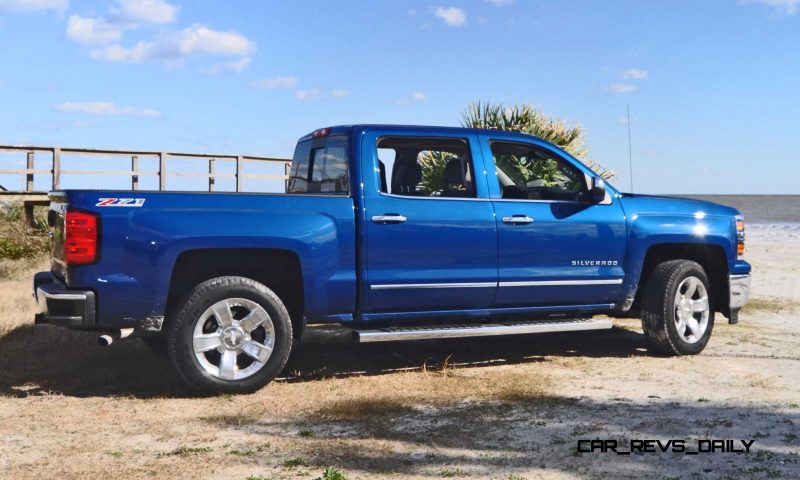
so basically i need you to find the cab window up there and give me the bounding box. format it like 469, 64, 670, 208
491, 141, 586, 201
376, 137, 475, 198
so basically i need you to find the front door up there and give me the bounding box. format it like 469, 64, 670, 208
361, 131, 498, 315
482, 138, 627, 307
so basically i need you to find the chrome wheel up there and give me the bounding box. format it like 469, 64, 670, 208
192, 298, 275, 380
673, 276, 709, 344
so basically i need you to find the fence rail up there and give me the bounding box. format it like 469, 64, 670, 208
0, 145, 292, 193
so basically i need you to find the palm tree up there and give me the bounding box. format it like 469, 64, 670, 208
460, 101, 615, 180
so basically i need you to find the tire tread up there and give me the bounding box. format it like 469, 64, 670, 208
640, 259, 714, 356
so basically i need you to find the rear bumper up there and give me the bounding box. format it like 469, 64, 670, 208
729, 273, 751, 310
33, 271, 96, 329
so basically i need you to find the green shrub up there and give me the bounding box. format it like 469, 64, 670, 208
0, 206, 49, 260
315, 467, 346, 480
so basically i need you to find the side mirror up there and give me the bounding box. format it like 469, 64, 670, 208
589, 177, 606, 203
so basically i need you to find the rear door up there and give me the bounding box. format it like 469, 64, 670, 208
480, 136, 627, 307
360, 130, 498, 316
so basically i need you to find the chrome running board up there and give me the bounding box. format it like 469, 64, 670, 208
355, 318, 613, 343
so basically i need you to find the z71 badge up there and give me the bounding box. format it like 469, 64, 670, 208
96, 198, 146, 207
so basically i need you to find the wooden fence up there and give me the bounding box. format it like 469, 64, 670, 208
0, 145, 291, 194
0, 145, 292, 223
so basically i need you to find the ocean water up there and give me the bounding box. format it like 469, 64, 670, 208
681, 195, 800, 228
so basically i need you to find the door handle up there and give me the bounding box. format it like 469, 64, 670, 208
372, 214, 408, 224
502, 215, 534, 225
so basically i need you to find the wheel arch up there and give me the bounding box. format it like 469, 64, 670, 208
164, 248, 305, 339
632, 243, 730, 317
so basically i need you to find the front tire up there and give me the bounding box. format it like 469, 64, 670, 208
641, 260, 715, 356
166, 276, 293, 394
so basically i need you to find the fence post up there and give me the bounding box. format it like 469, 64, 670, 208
131, 155, 139, 190
159, 153, 167, 191
52, 148, 61, 190
208, 158, 215, 192
26, 151, 34, 192
285, 162, 291, 191
235, 155, 243, 192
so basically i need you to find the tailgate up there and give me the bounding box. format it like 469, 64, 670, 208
47, 192, 68, 279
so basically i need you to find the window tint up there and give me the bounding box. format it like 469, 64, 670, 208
287, 135, 349, 194
491, 141, 586, 201
376, 137, 475, 198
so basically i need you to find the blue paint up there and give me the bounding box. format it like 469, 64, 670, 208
47, 125, 750, 330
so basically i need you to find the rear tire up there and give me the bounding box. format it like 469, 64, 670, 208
166, 276, 293, 394
641, 260, 715, 356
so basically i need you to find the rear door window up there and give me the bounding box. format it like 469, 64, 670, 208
376, 137, 475, 198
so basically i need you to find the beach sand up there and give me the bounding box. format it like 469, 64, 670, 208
0, 229, 797, 479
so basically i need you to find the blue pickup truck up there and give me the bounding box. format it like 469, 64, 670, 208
33, 125, 751, 393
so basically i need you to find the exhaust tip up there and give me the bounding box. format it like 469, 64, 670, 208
97, 334, 114, 347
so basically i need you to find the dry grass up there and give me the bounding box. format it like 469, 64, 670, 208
311, 369, 552, 421
743, 296, 800, 314
0, 258, 47, 335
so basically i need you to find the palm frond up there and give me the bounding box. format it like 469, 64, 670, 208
460, 101, 614, 180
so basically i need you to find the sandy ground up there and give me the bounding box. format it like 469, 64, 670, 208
0, 229, 798, 479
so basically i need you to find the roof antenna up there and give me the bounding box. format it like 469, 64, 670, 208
626, 104, 635, 193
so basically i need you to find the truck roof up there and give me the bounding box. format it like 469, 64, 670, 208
301, 124, 551, 144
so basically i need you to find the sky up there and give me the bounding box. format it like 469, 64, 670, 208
1, 0, 799, 194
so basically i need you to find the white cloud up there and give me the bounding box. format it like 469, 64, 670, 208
617, 116, 638, 125
621, 68, 648, 80
407, 8, 417, 15
90, 24, 255, 63
252, 76, 298, 89
107, 0, 178, 25
295, 88, 321, 101
0, 0, 67, 12
331, 89, 349, 99
205, 57, 251, 75
65, 0, 178, 45
434, 6, 467, 27
605, 83, 636, 94
741, 0, 800, 15
485, 0, 514, 6
66, 1, 180, 48
56, 101, 161, 117
67, 15, 123, 45
397, 91, 427, 104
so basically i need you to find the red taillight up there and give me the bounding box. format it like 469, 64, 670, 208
65, 210, 98, 265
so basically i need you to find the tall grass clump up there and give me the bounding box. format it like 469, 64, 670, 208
0, 206, 49, 278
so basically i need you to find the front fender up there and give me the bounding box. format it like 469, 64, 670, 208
622, 212, 736, 302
